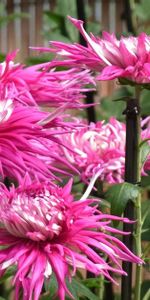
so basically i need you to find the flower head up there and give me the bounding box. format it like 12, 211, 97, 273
55, 117, 150, 184
0, 99, 76, 183
42, 16, 150, 85
0, 50, 94, 108
0, 177, 142, 300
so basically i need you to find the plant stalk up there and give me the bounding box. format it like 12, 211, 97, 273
99, 275, 105, 300
143, 288, 150, 300
134, 189, 142, 300
121, 95, 141, 300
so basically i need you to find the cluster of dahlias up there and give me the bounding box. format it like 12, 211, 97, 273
0, 16, 149, 300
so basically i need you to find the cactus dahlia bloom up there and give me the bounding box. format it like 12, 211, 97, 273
58, 118, 126, 184
142, 117, 150, 171
0, 177, 142, 300
55, 117, 150, 184
43, 16, 150, 85
0, 99, 76, 183
0, 50, 94, 108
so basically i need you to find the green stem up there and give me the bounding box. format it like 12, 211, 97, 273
143, 288, 150, 300
99, 275, 105, 300
134, 193, 142, 300
133, 87, 142, 300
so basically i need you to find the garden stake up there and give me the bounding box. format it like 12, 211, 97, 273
121, 96, 141, 300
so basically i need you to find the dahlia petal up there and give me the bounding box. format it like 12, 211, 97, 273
49, 253, 73, 300
68, 16, 111, 66
0, 100, 82, 183
0, 48, 95, 113
96, 65, 124, 80
119, 39, 137, 66
29, 252, 46, 300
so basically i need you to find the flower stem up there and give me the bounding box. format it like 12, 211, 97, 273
143, 288, 150, 300
133, 88, 142, 300
134, 175, 142, 300
99, 275, 105, 300
121, 93, 141, 300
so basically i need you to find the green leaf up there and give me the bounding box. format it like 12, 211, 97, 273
98, 86, 132, 121
82, 277, 101, 289
44, 273, 58, 298
26, 54, 54, 66
105, 182, 139, 217
99, 97, 125, 121
142, 201, 150, 241
141, 175, 150, 187
44, 11, 69, 39
66, 278, 79, 300
39, 293, 52, 300
0, 266, 15, 284
135, 0, 150, 21
43, 275, 99, 300
141, 89, 150, 115
67, 278, 99, 300
139, 140, 150, 169
141, 280, 150, 300
0, 53, 5, 62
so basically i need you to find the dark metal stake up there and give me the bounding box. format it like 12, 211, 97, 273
121, 98, 141, 300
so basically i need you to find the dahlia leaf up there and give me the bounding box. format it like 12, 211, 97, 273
44, 12, 69, 39
66, 278, 99, 300
141, 201, 150, 241
139, 140, 150, 169
105, 182, 140, 217
141, 175, 150, 187
39, 293, 50, 300
141, 90, 150, 115
81, 277, 102, 289
44, 273, 58, 297
140, 280, 150, 300
0, 266, 15, 284
66, 278, 79, 300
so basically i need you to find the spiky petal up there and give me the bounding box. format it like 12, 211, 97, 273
0, 99, 77, 183
0, 51, 94, 108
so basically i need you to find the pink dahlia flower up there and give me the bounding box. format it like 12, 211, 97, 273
55, 117, 150, 184
141, 117, 150, 171
0, 177, 142, 300
42, 16, 150, 84
0, 50, 94, 108
0, 99, 76, 183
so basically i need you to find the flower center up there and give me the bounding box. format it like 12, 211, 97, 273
2, 187, 66, 242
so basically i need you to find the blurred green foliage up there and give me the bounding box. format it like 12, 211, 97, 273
134, 0, 150, 34
43, 0, 101, 43
0, 3, 28, 26
0, 2, 29, 61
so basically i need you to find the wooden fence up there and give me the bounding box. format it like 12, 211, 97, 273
0, 0, 127, 96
